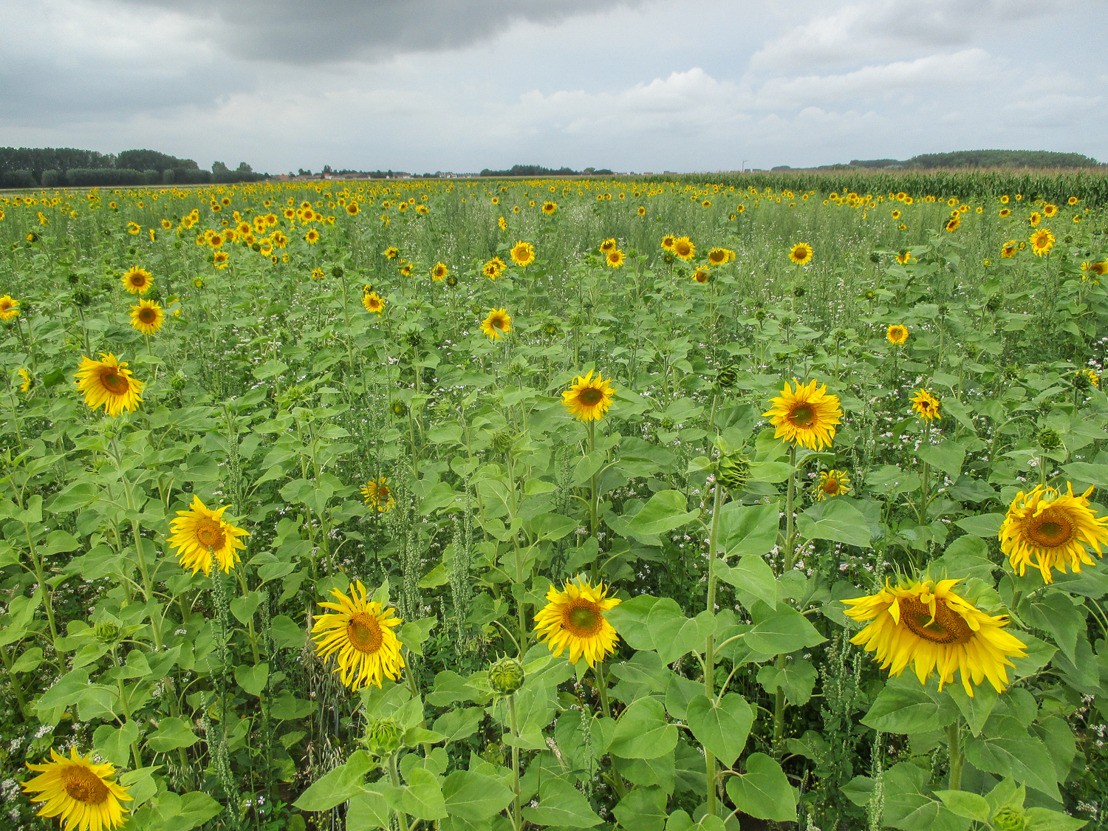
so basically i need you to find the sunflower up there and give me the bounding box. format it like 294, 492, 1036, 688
18, 367, 33, 392
944, 216, 960, 233
534, 577, 621, 668
910, 388, 941, 421
637, 206, 646, 216
606, 249, 625, 268
0, 294, 19, 321
168, 495, 249, 576
891, 209, 902, 220
673, 236, 695, 260
599, 238, 617, 253
126, 221, 140, 235
363, 291, 385, 315
311, 580, 404, 690
1030, 229, 1055, 257
1043, 203, 1058, 218
346, 202, 359, 216
843, 577, 1027, 696
1029, 211, 1042, 227
895, 250, 914, 265
886, 324, 909, 345
999, 208, 1012, 218
1001, 240, 1018, 258
481, 308, 512, 340
661, 234, 677, 252
129, 299, 164, 335
692, 268, 710, 284
999, 483, 1108, 584
120, 267, 153, 295
510, 241, 535, 267
305, 229, 320, 244
788, 242, 814, 265
213, 250, 230, 268
384, 246, 400, 259
707, 247, 731, 265
483, 257, 506, 279
23, 746, 133, 831
431, 262, 448, 281
361, 477, 396, 513
763, 378, 842, 451
542, 201, 557, 214
562, 370, 616, 422
813, 469, 851, 501
75, 354, 144, 417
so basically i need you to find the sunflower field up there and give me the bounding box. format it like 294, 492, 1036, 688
2, 173, 1108, 831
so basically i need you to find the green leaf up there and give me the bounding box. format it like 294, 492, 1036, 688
441, 770, 514, 823
46, 482, 99, 513
401, 766, 447, 821
234, 662, 270, 697
294, 751, 375, 811
933, 790, 990, 821
862, 681, 956, 734
613, 786, 668, 830
610, 697, 678, 760
36, 668, 90, 715
918, 440, 966, 479
522, 778, 602, 828
645, 598, 713, 664
146, 717, 201, 753
746, 603, 826, 656
954, 512, 1004, 537
686, 692, 754, 767
964, 717, 1061, 799
345, 791, 395, 831
757, 659, 818, 707
717, 554, 777, 608
1022, 592, 1083, 665
1023, 806, 1090, 830
719, 501, 780, 558
432, 707, 484, 743
627, 490, 699, 539
797, 498, 872, 548
92, 720, 140, 767
724, 752, 797, 823
1061, 462, 1108, 490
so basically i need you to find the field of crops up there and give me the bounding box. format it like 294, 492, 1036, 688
2, 172, 1108, 831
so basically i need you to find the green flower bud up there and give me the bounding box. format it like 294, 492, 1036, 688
491, 428, 516, 456
365, 717, 403, 755
716, 364, 738, 389
331, 265, 344, 278
488, 656, 525, 696
1037, 427, 1062, 451
94, 621, 121, 643
991, 807, 1027, 831
391, 400, 408, 418
717, 452, 751, 493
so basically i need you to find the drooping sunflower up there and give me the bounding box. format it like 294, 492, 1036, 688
599, 238, 617, 253
23, 746, 133, 831
481, 308, 512, 340
789, 242, 814, 265
384, 246, 400, 259
673, 236, 695, 260
562, 370, 616, 422
813, 469, 851, 501
534, 577, 621, 668
363, 291, 385, 315
18, 367, 33, 393
431, 262, 448, 281
843, 577, 1027, 696
129, 299, 164, 335
361, 477, 396, 513
910, 388, 941, 421
896, 250, 914, 265
1001, 240, 1018, 258
0, 294, 19, 321
542, 201, 557, 214
763, 378, 842, 451
75, 354, 145, 417
510, 241, 535, 267
120, 267, 153, 295
944, 216, 960, 233
311, 580, 404, 690
1030, 228, 1055, 257
886, 324, 909, 346
483, 257, 506, 279
606, 249, 625, 268
999, 483, 1108, 584
168, 495, 249, 576
692, 268, 710, 284
707, 247, 731, 265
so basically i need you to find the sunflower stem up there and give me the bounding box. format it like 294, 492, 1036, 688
113, 436, 163, 651
387, 752, 411, 831
773, 445, 799, 758
587, 419, 600, 582
592, 663, 627, 799
703, 478, 725, 817
507, 693, 523, 831
946, 720, 964, 791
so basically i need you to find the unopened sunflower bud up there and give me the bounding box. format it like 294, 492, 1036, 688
94, 621, 121, 643
991, 807, 1027, 831
1037, 427, 1062, 451
488, 656, 525, 695
331, 265, 344, 278
491, 428, 515, 455
717, 452, 751, 493
716, 364, 738, 389
365, 717, 403, 755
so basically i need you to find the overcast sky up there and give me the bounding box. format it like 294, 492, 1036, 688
2, 0, 1105, 174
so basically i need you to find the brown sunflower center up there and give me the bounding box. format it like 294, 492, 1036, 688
710, 251, 725, 263
347, 611, 384, 654
195, 518, 226, 550
676, 242, 691, 256
900, 597, 973, 645
62, 765, 110, 805
1027, 509, 1074, 548
578, 387, 604, 406
563, 601, 602, 637
493, 316, 506, 330
789, 403, 816, 428
139, 307, 158, 324
99, 369, 129, 394
129, 275, 147, 287
822, 478, 840, 494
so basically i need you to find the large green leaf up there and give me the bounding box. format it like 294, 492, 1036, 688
718, 501, 780, 558
686, 692, 754, 767
610, 697, 678, 760
441, 770, 514, 823
612, 786, 668, 830
862, 681, 956, 734
796, 498, 872, 548
522, 778, 602, 828
964, 717, 1061, 799
724, 753, 797, 823
293, 750, 375, 811
745, 603, 826, 655
716, 553, 777, 608
626, 490, 700, 539
400, 766, 448, 821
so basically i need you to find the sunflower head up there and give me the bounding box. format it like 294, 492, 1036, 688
431, 263, 448, 281
789, 242, 814, 265
168, 495, 249, 576
886, 324, 909, 346
361, 477, 396, 513
673, 236, 695, 260
0, 294, 20, 321
363, 291, 385, 315
510, 241, 535, 267
1030, 228, 1055, 256
763, 378, 842, 451
843, 576, 1027, 696
813, 469, 851, 501
910, 388, 941, 421
121, 267, 153, 295
562, 370, 616, 422
481, 308, 512, 340
23, 747, 133, 831
75, 353, 145, 417
311, 580, 404, 690
1000, 482, 1108, 584
606, 249, 625, 268
483, 257, 506, 279
534, 577, 621, 667
129, 299, 165, 335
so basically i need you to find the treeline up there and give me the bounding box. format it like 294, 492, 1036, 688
0, 147, 266, 189
837, 149, 1101, 171
478, 163, 615, 177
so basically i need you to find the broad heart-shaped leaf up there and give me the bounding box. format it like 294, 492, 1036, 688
345, 790, 395, 831
605, 595, 713, 664
293, 750, 375, 811
716, 553, 777, 609
796, 498, 872, 548
757, 659, 817, 707
625, 490, 700, 540
663, 812, 727, 831
724, 753, 797, 823
400, 765, 448, 821
862, 678, 958, 734
718, 501, 780, 558
145, 716, 201, 753
440, 770, 514, 822
609, 697, 678, 760
745, 602, 826, 656
881, 761, 967, 831
685, 692, 754, 767
918, 439, 966, 479
92, 720, 140, 767
522, 778, 602, 828
964, 716, 1062, 800
234, 662, 269, 696
933, 790, 990, 821
612, 785, 668, 831
1021, 591, 1084, 665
